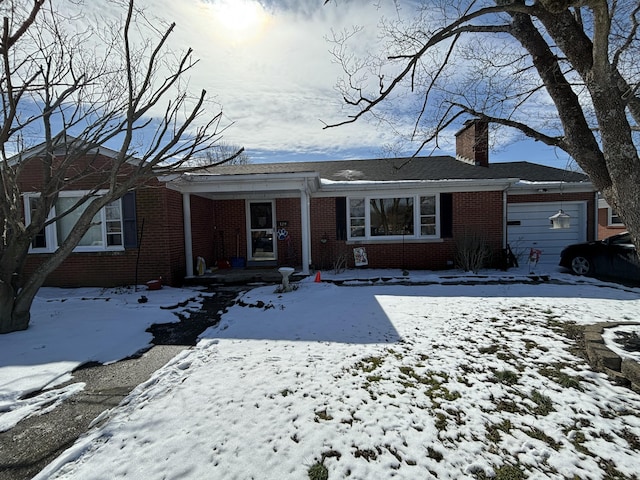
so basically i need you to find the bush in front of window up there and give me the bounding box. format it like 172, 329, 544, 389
455, 230, 492, 273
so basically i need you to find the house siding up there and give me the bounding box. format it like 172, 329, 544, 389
507, 192, 596, 241
16, 151, 194, 287
597, 207, 626, 239
309, 191, 504, 270
275, 198, 302, 266
23, 183, 186, 287
211, 199, 247, 263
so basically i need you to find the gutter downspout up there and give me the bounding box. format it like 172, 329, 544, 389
300, 180, 311, 275
183, 193, 193, 277
503, 189, 508, 249
593, 191, 599, 241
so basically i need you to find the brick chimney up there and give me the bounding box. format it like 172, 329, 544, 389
455, 119, 489, 167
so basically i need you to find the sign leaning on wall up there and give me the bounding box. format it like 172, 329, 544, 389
353, 247, 368, 267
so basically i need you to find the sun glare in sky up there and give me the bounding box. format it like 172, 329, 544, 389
210, 0, 271, 44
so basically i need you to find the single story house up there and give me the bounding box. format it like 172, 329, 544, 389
20, 120, 596, 287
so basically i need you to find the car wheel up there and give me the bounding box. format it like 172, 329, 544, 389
570, 256, 592, 275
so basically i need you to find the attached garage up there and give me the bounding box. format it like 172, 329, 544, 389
507, 201, 588, 265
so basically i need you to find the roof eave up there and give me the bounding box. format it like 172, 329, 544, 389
508, 181, 595, 195
318, 178, 518, 194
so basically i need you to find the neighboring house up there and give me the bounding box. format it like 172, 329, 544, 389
597, 195, 627, 239
18, 120, 596, 287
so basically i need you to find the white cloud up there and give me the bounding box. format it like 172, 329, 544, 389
52, 0, 573, 165
111, 0, 403, 159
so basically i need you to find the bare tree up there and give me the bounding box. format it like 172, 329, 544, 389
0, 0, 239, 333
193, 141, 251, 166
325, 0, 640, 253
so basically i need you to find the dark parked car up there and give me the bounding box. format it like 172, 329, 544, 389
559, 232, 640, 282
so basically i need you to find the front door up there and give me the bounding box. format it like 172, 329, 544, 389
247, 201, 276, 262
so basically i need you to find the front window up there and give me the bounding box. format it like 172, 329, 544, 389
370, 197, 413, 236
25, 192, 123, 252
348, 194, 439, 240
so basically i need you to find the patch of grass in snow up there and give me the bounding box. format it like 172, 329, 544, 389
491, 398, 526, 415
492, 369, 520, 385
539, 366, 583, 391
564, 429, 590, 455
386, 348, 405, 361
473, 463, 527, 480
546, 318, 583, 343
617, 428, 640, 450
353, 446, 378, 461
397, 367, 461, 403
308, 451, 341, 480
280, 388, 293, 397
314, 408, 333, 422
434, 412, 448, 431
523, 426, 562, 450
353, 355, 384, 373
426, 445, 443, 462
529, 390, 555, 416
496, 351, 519, 362
478, 344, 500, 354
599, 458, 637, 480
307, 462, 328, 480
523, 338, 549, 352
485, 419, 513, 443
494, 464, 528, 480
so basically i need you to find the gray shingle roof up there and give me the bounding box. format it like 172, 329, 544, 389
203, 156, 590, 183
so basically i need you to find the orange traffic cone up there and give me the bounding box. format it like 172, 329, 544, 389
314, 271, 321, 283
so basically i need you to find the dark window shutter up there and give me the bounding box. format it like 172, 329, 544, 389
335, 197, 347, 241
122, 191, 138, 249
440, 193, 453, 238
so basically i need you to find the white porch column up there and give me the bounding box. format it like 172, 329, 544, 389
300, 187, 311, 275
183, 193, 194, 277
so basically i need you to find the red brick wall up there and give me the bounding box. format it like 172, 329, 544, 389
455, 120, 489, 167
211, 199, 246, 261
190, 195, 216, 268
507, 192, 596, 241
597, 207, 626, 239
309, 191, 504, 271
17, 152, 198, 287
275, 198, 301, 266
23, 184, 187, 287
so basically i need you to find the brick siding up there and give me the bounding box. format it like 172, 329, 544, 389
310, 191, 504, 271
597, 207, 626, 239
20, 154, 188, 287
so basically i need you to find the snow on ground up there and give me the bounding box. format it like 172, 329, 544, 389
0, 285, 210, 432
27, 271, 640, 480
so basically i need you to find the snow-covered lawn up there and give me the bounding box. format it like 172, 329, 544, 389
0, 285, 209, 432
21, 272, 640, 480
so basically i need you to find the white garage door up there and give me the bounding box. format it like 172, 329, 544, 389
507, 202, 587, 265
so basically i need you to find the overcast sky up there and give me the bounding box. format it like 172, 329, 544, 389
82, 0, 576, 169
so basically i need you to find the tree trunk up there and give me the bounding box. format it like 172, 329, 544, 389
0, 282, 30, 334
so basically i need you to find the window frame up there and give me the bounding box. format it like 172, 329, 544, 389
607, 207, 624, 227
347, 193, 440, 241
23, 190, 125, 253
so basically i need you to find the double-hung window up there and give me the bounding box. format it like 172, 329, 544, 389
608, 208, 624, 227
347, 194, 439, 240
25, 191, 124, 252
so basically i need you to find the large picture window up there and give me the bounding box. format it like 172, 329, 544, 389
25, 192, 124, 252
347, 194, 439, 240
